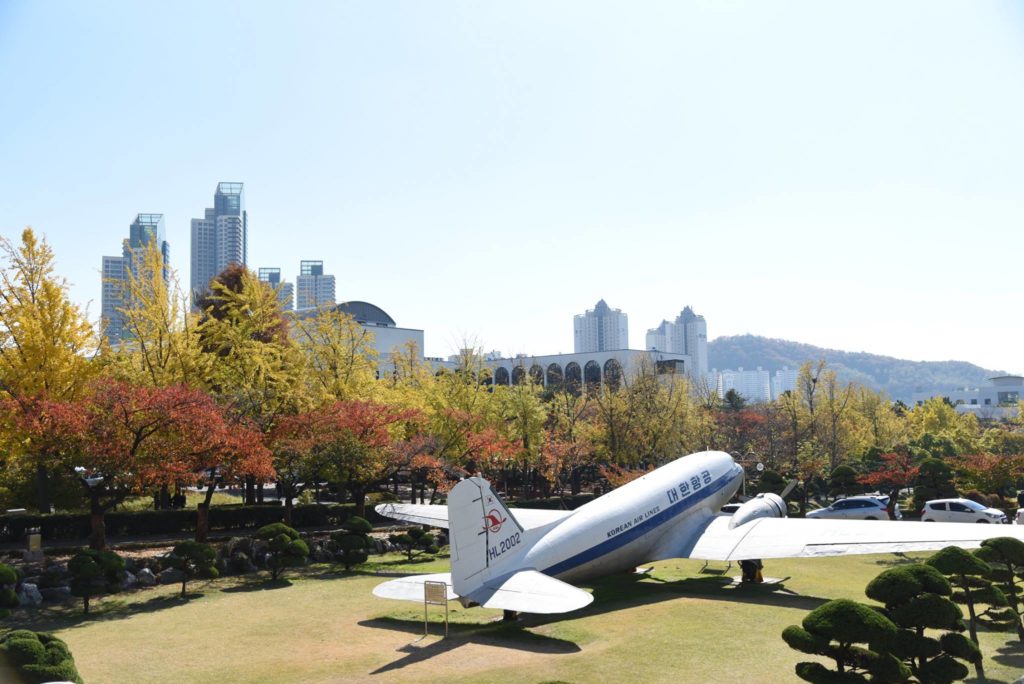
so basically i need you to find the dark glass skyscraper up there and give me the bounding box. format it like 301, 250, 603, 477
101, 213, 170, 344
190, 182, 248, 307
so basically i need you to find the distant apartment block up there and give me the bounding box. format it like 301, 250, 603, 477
190, 182, 247, 306
296, 260, 336, 310
574, 299, 628, 352
101, 213, 170, 344
645, 305, 708, 379
772, 366, 799, 399
714, 366, 772, 403
258, 267, 294, 311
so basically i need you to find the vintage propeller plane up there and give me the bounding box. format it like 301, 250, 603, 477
373, 450, 1024, 615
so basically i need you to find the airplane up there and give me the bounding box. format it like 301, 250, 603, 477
373, 450, 1024, 616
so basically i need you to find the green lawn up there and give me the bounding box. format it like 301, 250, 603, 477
5, 553, 1023, 683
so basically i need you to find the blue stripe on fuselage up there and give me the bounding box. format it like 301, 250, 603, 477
540, 470, 736, 578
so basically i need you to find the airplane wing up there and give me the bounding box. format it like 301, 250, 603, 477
468, 570, 594, 614
375, 503, 573, 530
372, 572, 458, 601
686, 516, 1024, 561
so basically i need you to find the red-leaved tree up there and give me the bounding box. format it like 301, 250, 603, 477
859, 452, 920, 520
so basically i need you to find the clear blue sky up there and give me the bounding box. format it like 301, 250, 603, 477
2, 1, 1022, 372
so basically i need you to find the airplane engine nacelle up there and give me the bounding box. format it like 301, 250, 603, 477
728, 493, 787, 529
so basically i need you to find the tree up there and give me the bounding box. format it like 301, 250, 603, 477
859, 451, 920, 520
165, 541, 218, 597
331, 516, 372, 570
828, 464, 860, 499
865, 564, 977, 683
0, 563, 20, 619
255, 523, 309, 580
927, 545, 1011, 679
68, 549, 123, 614
974, 536, 1024, 643
913, 459, 958, 512
953, 453, 1024, 497
0, 228, 97, 511
781, 598, 907, 682
389, 527, 439, 562
102, 239, 207, 389
292, 307, 377, 402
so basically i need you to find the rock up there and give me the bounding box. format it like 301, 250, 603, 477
122, 570, 137, 589
39, 586, 71, 602
122, 556, 138, 573
158, 568, 186, 585
17, 582, 42, 606
136, 568, 157, 587
312, 549, 333, 564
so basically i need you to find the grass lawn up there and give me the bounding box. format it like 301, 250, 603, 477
5, 553, 1024, 683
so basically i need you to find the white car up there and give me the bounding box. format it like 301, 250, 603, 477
806, 496, 900, 521
921, 498, 1007, 524
1016, 508, 1023, 525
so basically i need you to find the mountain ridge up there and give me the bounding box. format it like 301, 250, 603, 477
707, 334, 1003, 402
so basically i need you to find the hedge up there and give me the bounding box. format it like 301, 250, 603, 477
0, 503, 383, 544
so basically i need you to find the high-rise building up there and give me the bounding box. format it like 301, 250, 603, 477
645, 305, 708, 378
718, 366, 772, 403
258, 267, 294, 311
296, 260, 336, 310
573, 299, 628, 352
101, 213, 170, 344
772, 366, 799, 399
190, 182, 247, 307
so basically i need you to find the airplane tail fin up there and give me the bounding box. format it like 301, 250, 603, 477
448, 476, 591, 614
448, 476, 526, 597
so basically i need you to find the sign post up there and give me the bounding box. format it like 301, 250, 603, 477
423, 580, 449, 638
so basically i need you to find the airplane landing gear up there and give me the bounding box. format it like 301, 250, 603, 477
503, 610, 519, 622
739, 559, 764, 584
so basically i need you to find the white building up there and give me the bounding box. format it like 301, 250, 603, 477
296, 260, 336, 310
645, 305, 708, 379
772, 366, 799, 399
574, 299, 628, 352
912, 375, 1023, 420
487, 349, 691, 391
717, 367, 772, 403
190, 182, 247, 307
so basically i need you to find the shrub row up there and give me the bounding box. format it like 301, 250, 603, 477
0, 503, 383, 544
0, 630, 82, 684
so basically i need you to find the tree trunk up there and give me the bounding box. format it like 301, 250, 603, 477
181, 579, 187, 597
196, 483, 216, 543
256, 481, 265, 504
245, 476, 256, 505
89, 496, 106, 550
83, 595, 90, 615
35, 462, 51, 513
353, 486, 366, 518
158, 484, 171, 510
284, 496, 293, 526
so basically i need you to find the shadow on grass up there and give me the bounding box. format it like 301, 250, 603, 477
360, 616, 581, 673
553, 572, 830, 622
221, 578, 293, 593
5, 591, 204, 633
873, 553, 919, 567
990, 639, 1024, 671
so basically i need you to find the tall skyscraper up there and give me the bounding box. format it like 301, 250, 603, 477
258, 267, 294, 311
190, 182, 247, 307
573, 299, 628, 352
645, 305, 708, 378
296, 260, 336, 310
101, 213, 170, 344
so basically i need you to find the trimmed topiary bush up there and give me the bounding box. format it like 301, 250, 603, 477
0, 630, 82, 684
389, 527, 440, 562
975, 536, 1024, 643
68, 548, 124, 614
865, 564, 975, 683
0, 562, 21, 619
255, 523, 309, 580
165, 540, 219, 596
781, 598, 907, 683
331, 516, 373, 571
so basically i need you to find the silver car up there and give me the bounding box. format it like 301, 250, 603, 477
806, 496, 901, 521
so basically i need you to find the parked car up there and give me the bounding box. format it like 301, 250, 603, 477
921, 498, 1007, 524
1015, 508, 1023, 525
806, 496, 901, 521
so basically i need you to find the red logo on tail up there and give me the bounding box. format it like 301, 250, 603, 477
482, 509, 507, 534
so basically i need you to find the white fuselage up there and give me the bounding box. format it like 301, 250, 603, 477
519, 451, 742, 582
